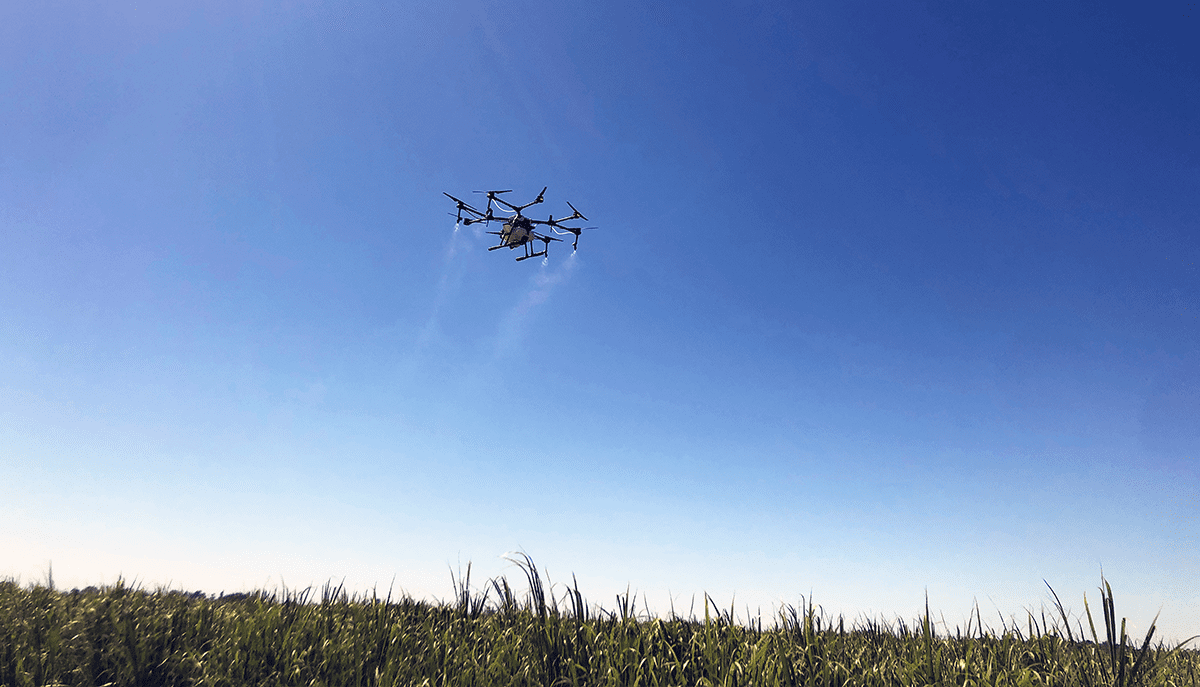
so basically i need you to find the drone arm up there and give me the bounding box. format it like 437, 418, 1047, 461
490, 195, 522, 213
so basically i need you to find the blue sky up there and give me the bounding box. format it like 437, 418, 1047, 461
3, 0, 1197, 643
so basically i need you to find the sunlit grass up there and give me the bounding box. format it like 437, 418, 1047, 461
2, 555, 1196, 686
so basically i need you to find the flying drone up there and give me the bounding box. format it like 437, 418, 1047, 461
444, 186, 596, 261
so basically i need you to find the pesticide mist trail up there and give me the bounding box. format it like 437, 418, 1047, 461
492, 251, 577, 360
402, 220, 471, 377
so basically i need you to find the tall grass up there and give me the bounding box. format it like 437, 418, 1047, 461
2, 557, 1196, 686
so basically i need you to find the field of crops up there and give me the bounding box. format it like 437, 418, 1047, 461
3, 554, 1197, 686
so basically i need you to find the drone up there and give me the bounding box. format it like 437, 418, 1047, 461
444, 186, 596, 261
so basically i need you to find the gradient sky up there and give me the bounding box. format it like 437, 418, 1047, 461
3, 0, 1198, 644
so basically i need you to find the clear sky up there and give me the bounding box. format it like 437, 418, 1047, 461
3, 0, 1197, 645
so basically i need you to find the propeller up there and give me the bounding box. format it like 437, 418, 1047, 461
565, 201, 588, 222
444, 192, 487, 223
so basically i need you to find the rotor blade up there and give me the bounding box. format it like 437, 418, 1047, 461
565, 201, 588, 221
444, 193, 479, 209
445, 195, 485, 217
472, 189, 512, 195
444, 194, 477, 208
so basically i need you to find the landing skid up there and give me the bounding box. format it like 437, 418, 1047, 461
516, 251, 547, 261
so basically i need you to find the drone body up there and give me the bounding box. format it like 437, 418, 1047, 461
444, 187, 596, 261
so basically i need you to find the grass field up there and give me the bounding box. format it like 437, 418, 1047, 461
3, 554, 1197, 686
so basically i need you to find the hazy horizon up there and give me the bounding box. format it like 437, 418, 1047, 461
6, 553, 1192, 648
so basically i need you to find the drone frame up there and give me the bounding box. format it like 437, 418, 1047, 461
444, 187, 592, 260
